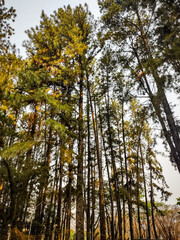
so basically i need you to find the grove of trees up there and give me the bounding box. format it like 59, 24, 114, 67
0, 0, 179, 239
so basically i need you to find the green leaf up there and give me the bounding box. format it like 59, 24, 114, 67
0, 140, 36, 159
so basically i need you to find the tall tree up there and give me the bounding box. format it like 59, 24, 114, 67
98, 0, 180, 172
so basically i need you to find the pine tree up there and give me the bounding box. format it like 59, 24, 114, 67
98, 0, 180, 172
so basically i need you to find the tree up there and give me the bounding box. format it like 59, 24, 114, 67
22, 4, 96, 240
0, 0, 16, 53
98, 0, 180, 172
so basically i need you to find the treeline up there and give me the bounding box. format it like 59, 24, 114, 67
0, 0, 180, 240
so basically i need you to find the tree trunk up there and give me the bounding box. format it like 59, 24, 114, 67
65, 140, 73, 240
140, 145, 151, 239
136, 132, 142, 239
121, 101, 134, 240
99, 113, 115, 240
41, 126, 52, 227
87, 75, 106, 240
149, 161, 158, 239
89, 95, 106, 240
86, 87, 91, 240
105, 93, 122, 240
91, 152, 95, 240
116, 118, 127, 240
56, 139, 64, 240
76, 71, 84, 240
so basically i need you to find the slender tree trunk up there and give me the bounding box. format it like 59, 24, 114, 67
2, 160, 16, 229
105, 207, 111, 240
121, 101, 134, 240
91, 153, 95, 240
45, 183, 55, 240
56, 139, 64, 240
140, 145, 151, 239
41, 126, 52, 227
86, 87, 91, 240
34, 190, 43, 237
149, 161, 158, 239
61, 200, 67, 240
93, 100, 106, 240
116, 118, 127, 240
87, 76, 106, 240
51, 144, 59, 238
46, 148, 59, 240
105, 94, 122, 240
136, 132, 142, 239
89, 97, 106, 239
99, 113, 115, 240
76, 71, 84, 240
65, 140, 73, 240
21, 179, 34, 227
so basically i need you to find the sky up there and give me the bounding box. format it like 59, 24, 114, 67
5, 0, 180, 205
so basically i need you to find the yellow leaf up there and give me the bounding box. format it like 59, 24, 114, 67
56, 93, 61, 98
36, 105, 40, 111
1, 105, 8, 111
9, 113, 14, 120
0, 183, 3, 190
46, 88, 51, 93
64, 80, 68, 86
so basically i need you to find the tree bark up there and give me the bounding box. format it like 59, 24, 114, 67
121, 101, 134, 240
86, 86, 91, 240
99, 113, 115, 240
88, 93, 106, 240
136, 132, 142, 239
76, 70, 84, 240
140, 145, 151, 239
105, 94, 122, 240
65, 140, 73, 240
149, 161, 158, 239
56, 139, 64, 240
